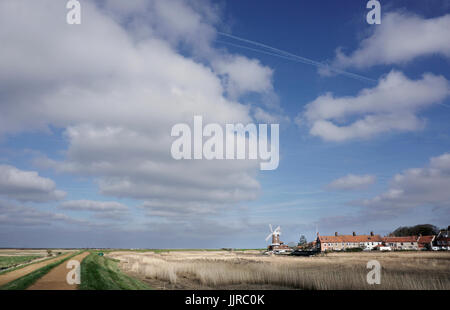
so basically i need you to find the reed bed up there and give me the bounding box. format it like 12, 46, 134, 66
108, 251, 450, 290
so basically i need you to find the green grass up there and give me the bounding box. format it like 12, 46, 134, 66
0, 251, 82, 290
0, 253, 65, 276
0, 256, 42, 269
79, 253, 150, 290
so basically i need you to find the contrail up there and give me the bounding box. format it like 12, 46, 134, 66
217, 32, 377, 84
437, 102, 450, 109
216, 40, 375, 83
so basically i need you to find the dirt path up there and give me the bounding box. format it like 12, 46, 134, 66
0, 252, 74, 287
27, 252, 89, 290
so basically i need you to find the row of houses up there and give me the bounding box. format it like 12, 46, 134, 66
315, 230, 450, 252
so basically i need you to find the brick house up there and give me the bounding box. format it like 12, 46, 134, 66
417, 235, 435, 250
316, 232, 382, 252
434, 230, 450, 250
382, 236, 419, 250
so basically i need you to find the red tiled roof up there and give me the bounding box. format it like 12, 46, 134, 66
383, 236, 418, 243
418, 235, 435, 243
318, 235, 382, 243
417, 235, 435, 248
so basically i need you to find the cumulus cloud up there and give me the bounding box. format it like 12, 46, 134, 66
38, 124, 260, 203
141, 199, 224, 218
213, 55, 274, 98
299, 70, 450, 141
0, 0, 272, 217
327, 174, 376, 191
362, 152, 450, 211
59, 200, 128, 212
331, 12, 450, 69
0, 165, 65, 202
59, 200, 129, 221
0, 200, 97, 227
252, 106, 290, 124
317, 153, 450, 230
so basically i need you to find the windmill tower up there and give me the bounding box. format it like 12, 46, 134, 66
265, 224, 282, 250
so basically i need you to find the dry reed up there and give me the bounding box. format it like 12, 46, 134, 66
108, 251, 450, 290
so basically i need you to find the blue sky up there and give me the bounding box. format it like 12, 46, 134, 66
0, 0, 449, 248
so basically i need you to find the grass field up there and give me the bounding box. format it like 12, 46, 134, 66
0, 251, 81, 290
0, 249, 72, 256
0, 251, 70, 276
79, 253, 150, 290
0, 256, 42, 269
109, 250, 450, 290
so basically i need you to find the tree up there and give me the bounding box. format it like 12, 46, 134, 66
298, 235, 307, 246
390, 224, 439, 236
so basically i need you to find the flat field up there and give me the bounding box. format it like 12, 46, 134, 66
79, 253, 150, 290
0, 256, 42, 269
0, 249, 73, 257
108, 250, 450, 290
0, 249, 75, 273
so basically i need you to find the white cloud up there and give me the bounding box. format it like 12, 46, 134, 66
140, 199, 225, 218
317, 153, 450, 230
252, 106, 289, 124
0, 0, 271, 216
362, 152, 450, 211
213, 55, 274, 98
300, 70, 450, 141
59, 199, 129, 221
0, 200, 98, 227
38, 124, 260, 203
332, 12, 450, 69
59, 200, 128, 212
0, 165, 65, 202
98, 0, 219, 54
327, 174, 376, 190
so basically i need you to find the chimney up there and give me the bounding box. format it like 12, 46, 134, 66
370, 231, 374, 236
335, 232, 338, 236
352, 232, 356, 236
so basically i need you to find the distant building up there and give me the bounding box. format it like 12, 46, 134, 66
316, 232, 382, 252
417, 235, 435, 250
376, 245, 392, 251
434, 230, 450, 250
382, 236, 418, 250
315, 228, 450, 252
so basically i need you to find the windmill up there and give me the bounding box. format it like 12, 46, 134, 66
265, 224, 281, 246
